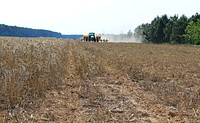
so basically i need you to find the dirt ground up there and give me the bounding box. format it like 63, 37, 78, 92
0, 39, 200, 122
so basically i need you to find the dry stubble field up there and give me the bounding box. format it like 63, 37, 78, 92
0, 37, 200, 122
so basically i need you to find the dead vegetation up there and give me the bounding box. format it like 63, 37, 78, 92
0, 37, 199, 122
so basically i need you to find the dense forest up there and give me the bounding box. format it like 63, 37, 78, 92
0, 24, 82, 39
134, 13, 200, 45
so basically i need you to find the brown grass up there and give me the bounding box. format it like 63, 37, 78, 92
0, 37, 70, 121
0, 37, 199, 122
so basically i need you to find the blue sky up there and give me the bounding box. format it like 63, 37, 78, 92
0, 0, 199, 34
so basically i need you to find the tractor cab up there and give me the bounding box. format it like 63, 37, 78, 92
88, 32, 96, 41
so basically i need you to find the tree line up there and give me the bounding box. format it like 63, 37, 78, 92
0, 24, 83, 39
134, 13, 200, 45
0, 24, 62, 38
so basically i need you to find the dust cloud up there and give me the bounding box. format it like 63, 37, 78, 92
101, 34, 142, 43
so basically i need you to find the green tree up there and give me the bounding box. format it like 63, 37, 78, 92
149, 16, 161, 43
170, 14, 188, 44
164, 15, 178, 43
189, 13, 200, 23
185, 19, 200, 45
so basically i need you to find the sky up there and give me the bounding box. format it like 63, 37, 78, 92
0, 0, 199, 34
